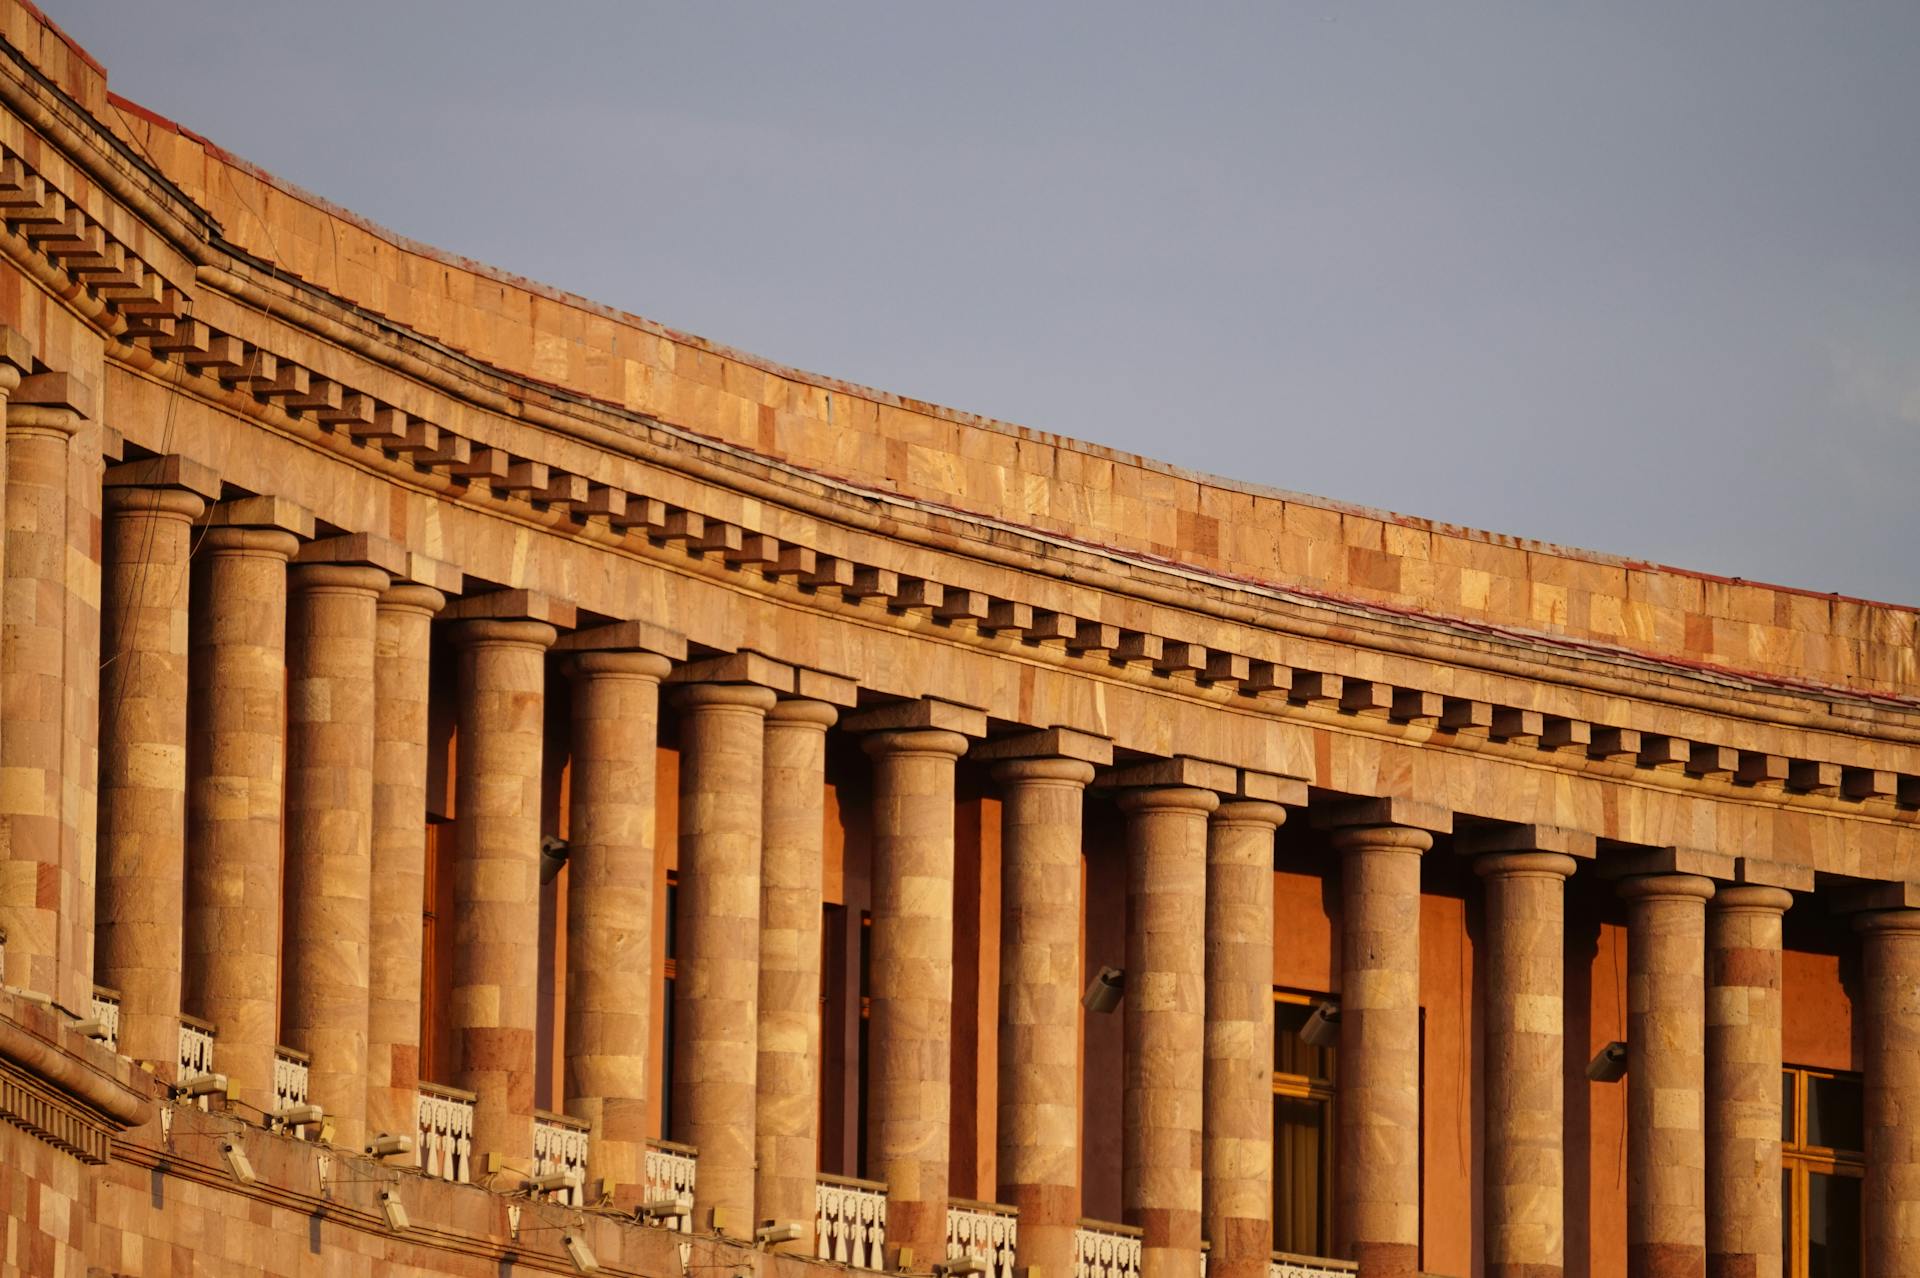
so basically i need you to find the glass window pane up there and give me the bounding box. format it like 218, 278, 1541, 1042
1807, 1075, 1864, 1153
1807, 1170, 1861, 1277
1782, 1169, 1795, 1274
1274, 1095, 1328, 1258
1782, 1070, 1797, 1145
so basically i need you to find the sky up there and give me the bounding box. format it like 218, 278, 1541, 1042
50, 3, 1920, 604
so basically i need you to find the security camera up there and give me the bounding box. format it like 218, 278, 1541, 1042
936, 1260, 988, 1278
1299, 1002, 1340, 1049
638, 1196, 690, 1224
219, 1139, 257, 1186
540, 835, 570, 885
273, 1102, 324, 1128
564, 1233, 601, 1274
365, 1133, 413, 1157
174, 1072, 229, 1100
380, 1189, 410, 1232
1082, 965, 1124, 1014
756, 1220, 804, 1247
525, 1170, 583, 1195
1587, 1041, 1628, 1084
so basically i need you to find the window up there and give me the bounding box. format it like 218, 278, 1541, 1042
661, 872, 678, 1139
1273, 990, 1337, 1257
1782, 1065, 1863, 1278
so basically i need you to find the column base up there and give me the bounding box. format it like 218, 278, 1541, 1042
1705, 1253, 1760, 1278
1629, 1243, 1705, 1277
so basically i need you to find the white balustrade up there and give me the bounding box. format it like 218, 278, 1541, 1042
417, 1082, 475, 1183
177, 1015, 217, 1109
643, 1139, 698, 1231
273, 1046, 310, 1110
948, 1200, 1019, 1278
1268, 1254, 1356, 1278
533, 1110, 592, 1205
1074, 1221, 1143, 1278
816, 1173, 888, 1269
89, 986, 120, 1052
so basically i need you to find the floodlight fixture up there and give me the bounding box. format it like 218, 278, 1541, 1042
1587, 1040, 1628, 1084
1299, 1002, 1340, 1049
756, 1220, 804, 1247
381, 1189, 410, 1232
1082, 965, 1124, 1014
174, 1072, 230, 1101
366, 1133, 413, 1157
564, 1233, 601, 1274
219, 1139, 256, 1185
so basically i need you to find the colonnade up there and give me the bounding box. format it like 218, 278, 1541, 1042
0, 431, 1916, 1278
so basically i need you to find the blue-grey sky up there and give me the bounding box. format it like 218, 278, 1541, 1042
52, 3, 1920, 603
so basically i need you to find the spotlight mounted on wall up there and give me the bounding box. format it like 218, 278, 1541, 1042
272, 1102, 325, 1132
1299, 1002, 1341, 1049
173, 1072, 230, 1102
380, 1188, 410, 1232
1081, 965, 1124, 1014
525, 1170, 584, 1197
637, 1195, 691, 1225
1586, 1041, 1628, 1084
218, 1138, 257, 1186
756, 1220, 804, 1249
365, 1133, 413, 1158
540, 835, 571, 885
935, 1259, 988, 1278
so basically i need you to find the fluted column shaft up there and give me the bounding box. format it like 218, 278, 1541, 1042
283, 563, 387, 1148
674, 682, 777, 1228
995, 758, 1096, 1278
1858, 908, 1920, 1278
1478, 851, 1577, 1278
1705, 885, 1790, 1278
1621, 873, 1715, 1278
865, 728, 969, 1266
184, 527, 298, 1113
1121, 786, 1218, 1278
367, 584, 444, 1149
97, 485, 204, 1075
0, 405, 76, 998
450, 618, 556, 1166
1205, 801, 1286, 1278
1333, 824, 1431, 1278
758, 700, 838, 1241
564, 650, 670, 1198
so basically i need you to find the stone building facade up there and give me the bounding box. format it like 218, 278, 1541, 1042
0, 5, 1908, 1276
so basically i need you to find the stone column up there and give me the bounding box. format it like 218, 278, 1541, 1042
864, 726, 970, 1266
1331, 823, 1431, 1278
758, 699, 839, 1240
562, 645, 671, 1199
1119, 786, 1217, 1278
183, 512, 301, 1115
994, 757, 1097, 1278
283, 552, 389, 1148
1205, 801, 1286, 1278
1858, 908, 1920, 1278
0, 373, 76, 1001
97, 465, 210, 1075
1705, 886, 1790, 1278
672, 681, 776, 1229
448, 612, 558, 1168
1620, 873, 1715, 1278
1476, 850, 1577, 1278
367, 580, 447, 1148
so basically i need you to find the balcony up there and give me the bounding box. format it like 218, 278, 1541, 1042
1269, 1254, 1356, 1278
417, 1082, 476, 1183
177, 1014, 216, 1109
533, 1110, 591, 1204
947, 1199, 1019, 1278
89, 986, 119, 1053
1075, 1220, 1141, 1278
643, 1138, 698, 1231
816, 1173, 888, 1269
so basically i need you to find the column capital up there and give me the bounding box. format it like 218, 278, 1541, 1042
440, 587, 577, 631
1211, 799, 1288, 831
10, 370, 93, 424
673, 682, 779, 714
1616, 872, 1716, 904
973, 725, 1113, 767
1454, 822, 1596, 860
202, 495, 315, 540
1473, 851, 1577, 881
1311, 795, 1452, 835
293, 531, 408, 576
565, 650, 672, 681
1710, 885, 1793, 915
554, 618, 688, 663
1329, 824, 1433, 856
377, 583, 447, 618
0, 326, 33, 383
1116, 784, 1219, 816
843, 696, 986, 738
768, 699, 839, 730
665, 649, 792, 694
103, 485, 205, 521
991, 757, 1096, 787
448, 617, 558, 650
199, 526, 299, 560
104, 453, 220, 499
861, 728, 970, 761
1852, 907, 1920, 936
290, 562, 389, 595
